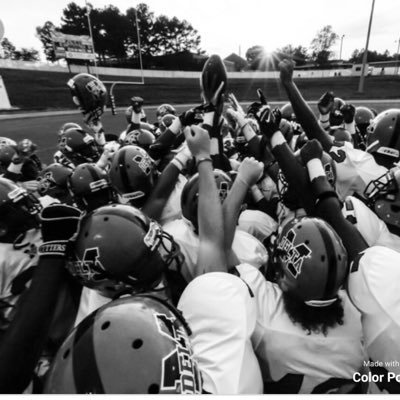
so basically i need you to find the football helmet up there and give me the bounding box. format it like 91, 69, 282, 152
109, 145, 156, 208
122, 129, 155, 150
280, 103, 296, 121
68, 163, 116, 212
0, 177, 41, 241
58, 122, 82, 138
277, 150, 336, 210
44, 295, 202, 394
181, 169, 232, 232
0, 137, 17, 148
58, 129, 100, 166
66, 204, 182, 298
156, 104, 176, 121
364, 167, 400, 230
37, 163, 73, 202
272, 216, 348, 306
0, 145, 17, 173
366, 108, 400, 168
355, 106, 374, 138
67, 73, 107, 121
159, 114, 177, 134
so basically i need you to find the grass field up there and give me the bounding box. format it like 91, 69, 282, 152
1, 100, 399, 165
1, 67, 400, 112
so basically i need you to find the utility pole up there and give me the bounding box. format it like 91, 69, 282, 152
339, 34, 345, 60
395, 38, 400, 75
134, 8, 144, 83
358, 0, 375, 93
85, 0, 98, 78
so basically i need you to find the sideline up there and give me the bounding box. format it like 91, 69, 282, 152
0, 99, 399, 121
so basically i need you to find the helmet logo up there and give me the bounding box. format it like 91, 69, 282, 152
144, 221, 162, 251
324, 163, 335, 185
37, 172, 55, 193
8, 187, 26, 203
155, 313, 201, 394
133, 154, 153, 175
89, 179, 109, 192
277, 229, 312, 279
218, 181, 229, 202
85, 80, 104, 98
68, 247, 107, 283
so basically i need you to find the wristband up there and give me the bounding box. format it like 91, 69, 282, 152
171, 158, 185, 171
8, 161, 23, 174
306, 159, 325, 181
270, 131, 286, 148
203, 112, 214, 126
319, 114, 330, 123
196, 157, 212, 167
38, 240, 68, 257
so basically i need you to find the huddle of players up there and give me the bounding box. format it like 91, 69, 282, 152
0, 56, 400, 394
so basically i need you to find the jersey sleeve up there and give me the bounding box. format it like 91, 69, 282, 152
177, 272, 263, 394
329, 141, 388, 199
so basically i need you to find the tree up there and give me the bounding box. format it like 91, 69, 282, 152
0, 37, 16, 59
310, 25, 338, 65
36, 21, 58, 62
12, 48, 40, 61
349, 48, 393, 63
276, 44, 309, 65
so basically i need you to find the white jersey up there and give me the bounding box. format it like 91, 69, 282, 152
163, 219, 268, 282
342, 196, 400, 252
178, 269, 263, 394
238, 209, 277, 243
0, 229, 42, 332
347, 246, 400, 394
328, 141, 387, 200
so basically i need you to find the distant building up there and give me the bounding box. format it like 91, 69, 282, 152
224, 53, 248, 71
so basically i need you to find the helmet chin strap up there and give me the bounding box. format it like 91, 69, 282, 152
305, 297, 338, 307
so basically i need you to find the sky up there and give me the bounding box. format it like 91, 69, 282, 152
0, 0, 399, 61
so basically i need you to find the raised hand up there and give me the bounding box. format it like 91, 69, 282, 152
247, 88, 268, 117
279, 59, 295, 84
318, 91, 335, 115
237, 157, 264, 187
300, 139, 323, 165
258, 107, 282, 139
340, 104, 356, 124
184, 125, 211, 159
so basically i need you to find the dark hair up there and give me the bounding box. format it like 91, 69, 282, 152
282, 291, 344, 336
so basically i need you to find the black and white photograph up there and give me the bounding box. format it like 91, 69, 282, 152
0, 0, 399, 395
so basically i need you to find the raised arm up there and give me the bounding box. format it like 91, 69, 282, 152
185, 126, 226, 275
300, 140, 368, 262
279, 59, 333, 152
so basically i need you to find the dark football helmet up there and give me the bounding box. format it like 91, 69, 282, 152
366, 108, 400, 168
58, 122, 82, 138
355, 106, 374, 138
44, 295, 202, 394
109, 145, 156, 208
159, 114, 177, 134
37, 163, 73, 202
0, 177, 41, 242
68, 163, 116, 212
277, 150, 336, 210
280, 103, 296, 122
181, 169, 232, 232
58, 129, 100, 166
67, 73, 107, 121
122, 129, 155, 150
156, 104, 176, 121
272, 216, 348, 306
364, 167, 400, 231
0, 145, 17, 173
66, 204, 182, 298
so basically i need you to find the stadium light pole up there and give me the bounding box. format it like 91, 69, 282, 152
85, 0, 99, 78
339, 35, 345, 60
358, 0, 375, 93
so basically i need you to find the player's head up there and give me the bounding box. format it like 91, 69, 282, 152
44, 295, 202, 394
0, 177, 41, 242
181, 169, 232, 232
366, 108, 400, 168
156, 104, 176, 122
271, 217, 348, 335
277, 151, 336, 210
330, 127, 352, 143
121, 129, 155, 151
66, 204, 182, 298
37, 163, 73, 203
109, 145, 157, 208
159, 114, 177, 134
58, 129, 100, 166
364, 167, 400, 235
58, 122, 82, 138
355, 106, 374, 139
67, 73, 107, 121
280, 102, 296, 121
68, 163, 116, 212
0, 145, 17, 174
